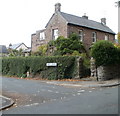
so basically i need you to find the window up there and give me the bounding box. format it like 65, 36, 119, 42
105, 35, 109, 40
52, 29, 58, 40
92, 32, 97, 43
40, 32, 45, 40
79, 30, 84, 42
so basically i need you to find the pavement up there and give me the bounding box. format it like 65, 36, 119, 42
1, 78, 120, 110
0, 95, 14, 111
45, 78, 120, 88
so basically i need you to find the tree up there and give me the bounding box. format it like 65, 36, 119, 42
91, 40, 118, 66
55, 33, 85, 55
117, 32, 120, 44
8, 49, 24, 57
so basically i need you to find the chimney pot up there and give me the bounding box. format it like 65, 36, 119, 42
55, 3, 61, 12
101, 18, 106, 25
82, 13, 88, 19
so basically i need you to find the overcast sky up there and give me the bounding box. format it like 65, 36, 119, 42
0, 0, 118, 47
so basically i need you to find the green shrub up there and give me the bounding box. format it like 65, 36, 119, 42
55, 33, 85, 55
91, 40, 120, 66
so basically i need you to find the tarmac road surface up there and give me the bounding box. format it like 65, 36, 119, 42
1, 76, 119, 114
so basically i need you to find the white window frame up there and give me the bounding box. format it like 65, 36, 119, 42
92, 32, 97, 43
105, 35, 109, 40
52, 29, 58, 40
40, 32, 45, 40
79, 30, 84, 42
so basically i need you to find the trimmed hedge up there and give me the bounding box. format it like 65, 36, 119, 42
2, 56, 77, 79
91, 40, 120, 66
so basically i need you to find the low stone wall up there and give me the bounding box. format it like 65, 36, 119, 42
97, 64, 120, 81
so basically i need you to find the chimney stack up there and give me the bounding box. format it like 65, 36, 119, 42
55, 3, 61, 13
82, 13, 88, 19
101, 18, 106, 25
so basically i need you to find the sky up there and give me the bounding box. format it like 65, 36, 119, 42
0, 0, 118, 47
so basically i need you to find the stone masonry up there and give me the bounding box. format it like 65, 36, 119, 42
97, 64, 120, 81
90, 58, 120, 81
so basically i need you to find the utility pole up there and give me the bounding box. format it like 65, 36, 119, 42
117, 1, 120, 32
115, 1, 120, 32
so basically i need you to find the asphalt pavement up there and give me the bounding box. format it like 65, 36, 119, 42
1, 76, 120, 114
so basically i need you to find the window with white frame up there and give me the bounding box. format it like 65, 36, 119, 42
39, 32, 45, 40
79, 30, 84, 42
92, 32, 97, 43
52, 29, 58, 40
105, 35, 109, 40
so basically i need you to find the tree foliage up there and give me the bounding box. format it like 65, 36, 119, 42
55, 33, 85, 55
91, 40, 120, 66
117, 32, 120, 44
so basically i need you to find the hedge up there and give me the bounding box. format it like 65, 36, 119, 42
2, 56, 77, 79
91, 40, 120, 66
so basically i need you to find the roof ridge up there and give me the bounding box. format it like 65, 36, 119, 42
61, 12, 105, 26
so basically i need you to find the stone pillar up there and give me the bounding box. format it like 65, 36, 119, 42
90, 57, 97, 80
74, 57, 83, 79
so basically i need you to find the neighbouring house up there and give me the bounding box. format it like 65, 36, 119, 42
31, 3, 115, 52
9, 43, 29, 51
9, 43, 31, 56
0, 45, 8, 57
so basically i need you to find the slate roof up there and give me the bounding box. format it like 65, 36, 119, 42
60, 12, 115, 34
9, 43, 22, 49
0, 45, 8, 53
9, 43, 28, 50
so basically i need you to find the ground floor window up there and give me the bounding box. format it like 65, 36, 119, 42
105, 35, 109, 40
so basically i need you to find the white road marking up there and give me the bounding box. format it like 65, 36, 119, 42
77, 93, 81, 95
24, 103, 39, 107
48, 90, 53, 92
78, 90, 85, 92
89, 91, 92, 93
55, 91, 59, 93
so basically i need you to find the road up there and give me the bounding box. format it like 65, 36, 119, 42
1, 77, 119, 114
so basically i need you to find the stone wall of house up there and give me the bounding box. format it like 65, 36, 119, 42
67, 24, 115, 52
45, 12, 68, 42
97, 64, 120, 81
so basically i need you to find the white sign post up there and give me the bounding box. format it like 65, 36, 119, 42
46, 63, 57, 67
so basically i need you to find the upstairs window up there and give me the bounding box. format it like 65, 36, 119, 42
40, 32, 45, 40
105, 35, 109, 40
79, 30, 84, 42
52, 29, 58, 40
92, 32, 97, 43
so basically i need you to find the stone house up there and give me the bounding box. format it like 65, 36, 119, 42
31, 3, 115, 52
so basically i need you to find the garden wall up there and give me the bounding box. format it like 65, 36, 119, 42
97, 64, 120, 81
90, 58, 120, 81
